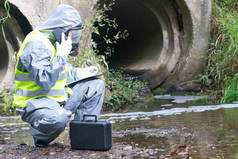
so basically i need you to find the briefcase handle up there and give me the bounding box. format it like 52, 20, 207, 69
83, 114, 98, 122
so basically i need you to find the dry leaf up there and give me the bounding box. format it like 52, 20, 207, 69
44, 151, 49, 155
8, 152, 14, 157
170, 151, 177, 156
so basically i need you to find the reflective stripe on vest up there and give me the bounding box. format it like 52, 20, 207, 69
15, 73, 66, 82
13, 30, 68, 108
15, 89, 65, 98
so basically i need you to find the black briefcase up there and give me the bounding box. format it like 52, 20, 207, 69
69, 115, 112, 151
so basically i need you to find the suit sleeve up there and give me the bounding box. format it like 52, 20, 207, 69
19, 40, 67, 90
66, 63, 84, 84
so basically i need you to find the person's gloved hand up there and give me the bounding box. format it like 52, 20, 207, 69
56, 33, 72, 57
80, 66, 99, 79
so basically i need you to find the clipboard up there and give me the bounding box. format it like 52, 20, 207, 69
66, 73, 104, 87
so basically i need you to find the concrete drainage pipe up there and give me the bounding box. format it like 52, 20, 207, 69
1, 0, 211, 92
95, 0, 211, 91
0, 4, 27, 90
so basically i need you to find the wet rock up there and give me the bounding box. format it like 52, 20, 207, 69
123, 146, 132, 151
49, 151, 56, 155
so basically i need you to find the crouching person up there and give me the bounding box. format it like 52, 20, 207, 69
13, 5, 105, 147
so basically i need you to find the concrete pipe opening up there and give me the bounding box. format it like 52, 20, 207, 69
0, 0, 210, 91
0, 3, 31, 90
93, 0, 211, 91
102, 0, 165, 71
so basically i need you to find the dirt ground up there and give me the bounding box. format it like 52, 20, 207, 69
0, 142, 189, 159
0, 143, 154, 159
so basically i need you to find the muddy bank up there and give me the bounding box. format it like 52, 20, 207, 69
0, 134, 194, 159
0, 142, 189, 159
0, 143, 133, 159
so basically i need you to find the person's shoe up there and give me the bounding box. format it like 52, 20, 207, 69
33, 138, 48, 148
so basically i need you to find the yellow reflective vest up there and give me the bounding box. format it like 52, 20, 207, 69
13, 30, 68, 108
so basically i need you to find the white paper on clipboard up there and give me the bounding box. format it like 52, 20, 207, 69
66, 73, 104, 86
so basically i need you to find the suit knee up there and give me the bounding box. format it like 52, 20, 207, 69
54, 114, 68, 131
34, 111, 68, 134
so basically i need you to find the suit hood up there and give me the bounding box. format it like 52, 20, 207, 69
37, 4, 82, 31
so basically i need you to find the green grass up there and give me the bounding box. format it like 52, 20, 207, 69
221, 73, 238, 103
201, 0, 238, 103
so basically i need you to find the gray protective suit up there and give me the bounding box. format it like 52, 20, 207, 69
15, 5, 105, 147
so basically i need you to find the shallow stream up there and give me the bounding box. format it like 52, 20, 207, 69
1, 95, 238, 158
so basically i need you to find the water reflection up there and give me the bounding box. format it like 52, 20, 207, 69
0, 116, 32, 145
112, 107, 238, 158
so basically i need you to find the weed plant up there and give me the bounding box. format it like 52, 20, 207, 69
0, 88, 14, 115
104, 69, 148, 111
0, 0, 10, 40
201, 0, 238, 103
68, 0, 148, 111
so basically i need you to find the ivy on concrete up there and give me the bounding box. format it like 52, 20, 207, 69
0, 0, 11, 40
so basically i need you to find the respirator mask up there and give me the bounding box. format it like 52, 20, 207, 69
65, 29, 82, 56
